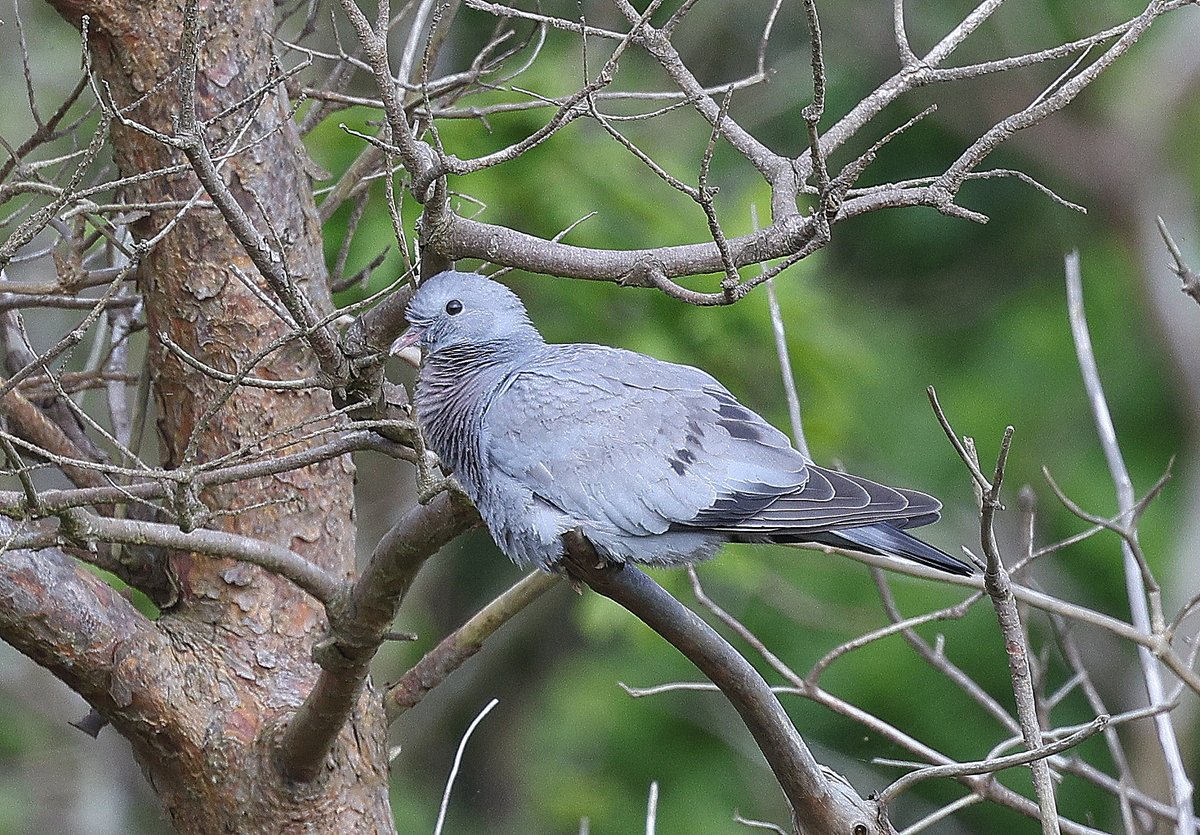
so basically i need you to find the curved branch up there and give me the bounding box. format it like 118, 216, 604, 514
878, 715, 1108, 804
18, 509, 342, 606
560, 531, 889, 835
426, 184, 976, 294
430, 210, 816, 289
1066, 250, 1196, 833
0, 520, 167, 724
277, 491, 478, 782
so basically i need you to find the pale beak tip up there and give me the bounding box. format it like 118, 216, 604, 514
389, 327, 422, 356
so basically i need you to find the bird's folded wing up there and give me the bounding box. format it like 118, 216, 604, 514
485, 347, 739, 535
483, 345, 938, 538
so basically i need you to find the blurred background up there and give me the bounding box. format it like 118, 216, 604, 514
1, 0, 1198, 832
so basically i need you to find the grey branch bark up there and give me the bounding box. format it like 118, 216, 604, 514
385, 569, 560, 720
560, 531, 892, 835
278, 492, 478, 782
1066, 251, 1197, 834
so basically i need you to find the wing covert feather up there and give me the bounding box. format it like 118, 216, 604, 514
483, 346, 804, 536
483, 344, 939, 539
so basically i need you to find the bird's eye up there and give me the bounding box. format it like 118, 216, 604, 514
445, 299, 463, 315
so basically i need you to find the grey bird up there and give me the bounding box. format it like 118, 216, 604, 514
394, 270, 972, 577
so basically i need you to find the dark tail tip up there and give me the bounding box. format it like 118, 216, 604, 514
820, 524, 974, 577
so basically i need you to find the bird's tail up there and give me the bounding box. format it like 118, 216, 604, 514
778, 523, 975, 576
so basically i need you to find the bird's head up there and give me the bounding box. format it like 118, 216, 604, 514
393, 271, 543, 357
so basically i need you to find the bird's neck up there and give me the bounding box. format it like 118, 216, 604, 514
415, 344, 535, 495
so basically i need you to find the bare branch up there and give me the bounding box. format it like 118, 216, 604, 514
278, 492, 477, 782
337, 0, 441, 198
869, 573, 1014, 732
926, 385, 990, 491
610, 0, 794, 213
799, 0, 830, 202
972, 424, 1061, 833
561, 531, 886, 835
1156, 216, 1200, 306
1065, 250, 1196, 833
18, 509, 342, 606
677, 572, 1116, 835
878, 715, 1108, 804
434, 697, 499, 835
385, 569, 560, 719
764, 275, 808, 458
936, 1, 1167, 198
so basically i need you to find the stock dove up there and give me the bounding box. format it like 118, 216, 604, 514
394, 271, 971, 577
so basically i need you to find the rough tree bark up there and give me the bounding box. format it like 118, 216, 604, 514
38, 0, 393, 830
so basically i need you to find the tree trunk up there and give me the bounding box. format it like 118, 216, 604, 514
44, 0, 394, 830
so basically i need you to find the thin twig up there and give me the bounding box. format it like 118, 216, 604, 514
645, 780, 659, 835
764, 277, 808, 458
735, 812, 788, 834
434, 697, 499, 835
926, 386, 989, 491
1064, 250, 1195, 833
937, 398, 1060, 831
878, 715, 1108, 803
799, 0, 830, 202
1156, 216, 1200, 306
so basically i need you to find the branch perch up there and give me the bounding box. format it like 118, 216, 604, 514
560, 530, 890, 835
277, 491, 477, 782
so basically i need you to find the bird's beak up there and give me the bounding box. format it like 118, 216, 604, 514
389, 326, 423, 356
